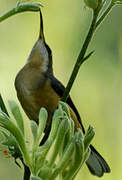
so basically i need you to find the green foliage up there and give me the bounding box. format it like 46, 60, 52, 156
8, 100, 24, 135
0, 100, 95, 180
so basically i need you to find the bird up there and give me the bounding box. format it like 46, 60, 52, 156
15, 11, 110, 178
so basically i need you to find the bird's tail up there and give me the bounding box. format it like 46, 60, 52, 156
86, 145, 110, 177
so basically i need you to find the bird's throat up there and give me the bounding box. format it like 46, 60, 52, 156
27, 39, 50, 74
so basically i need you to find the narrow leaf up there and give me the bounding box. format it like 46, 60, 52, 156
0, 115, 30, 166
0, 94, 9, 116
8, 100, 24, 135
30, 120, 38, 142
59, 101, 71, 118
37, 108, 48, 144
30, 175, 42, 180
48, 118, 69, 167
50, 141, 75, 180
84, 125, 95, 151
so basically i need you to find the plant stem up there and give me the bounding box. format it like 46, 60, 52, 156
61, 1, 115, 102
61, 11, 98, 102
0, 2, 41, 23
96, 2, 114, 29
0, 93, 9, 116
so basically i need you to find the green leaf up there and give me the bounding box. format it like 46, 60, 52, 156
48, 118, 69, 167
1, 131, 22, 159
47, 107, 63, 140
38, 166, 52, 179
35, 140, 53, 170
0, 94, 9, 116
61, 117, 75, 154
8, 100, 24, 135
59, 101, 75, 139
0, 113, 30, 166
30, 175, 42, 180
84, 125, 95, 151
2, 133, 17, 147
63, 131, 84, 180
50, 140, 75, 180
34, 107, 63, 170
30, 120, 38, 142
83, 148, 91, 162
37, 108, 48, 144
59, 101, 71, 118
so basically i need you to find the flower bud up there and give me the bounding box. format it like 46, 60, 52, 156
84, 0, 99, 10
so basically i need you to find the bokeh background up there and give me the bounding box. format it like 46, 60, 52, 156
0, 0, 122, 179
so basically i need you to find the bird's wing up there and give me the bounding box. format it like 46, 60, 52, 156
50, 75, 85, 133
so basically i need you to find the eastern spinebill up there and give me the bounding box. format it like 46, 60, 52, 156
15, 11, 110, 177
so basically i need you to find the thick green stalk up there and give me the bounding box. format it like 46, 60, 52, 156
61, 11, 98, 102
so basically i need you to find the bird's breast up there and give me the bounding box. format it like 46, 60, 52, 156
15, 70, 60, 123
15, 68, 81, 130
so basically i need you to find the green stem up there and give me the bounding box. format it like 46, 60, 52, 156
0, 2, 41, 23
0, 93, 9, 116
61, 1, 115, 102
61, 11, 98, 102
96, 2, 114, 29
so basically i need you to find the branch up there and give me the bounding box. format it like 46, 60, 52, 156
61, 11, 98, 102
61, 0, 121, 102
0, 2, 42, 23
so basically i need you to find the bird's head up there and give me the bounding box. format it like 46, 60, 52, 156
26, 10, 53, 75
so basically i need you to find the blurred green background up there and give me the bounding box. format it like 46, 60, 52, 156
0, 0, 121, 179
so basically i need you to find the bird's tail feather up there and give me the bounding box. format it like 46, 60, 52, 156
86, 145, 110, 177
